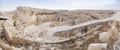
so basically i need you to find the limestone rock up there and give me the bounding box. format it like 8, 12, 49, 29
4, 20, 17, 42
88, 43, 108, 50
99, 32, 111, 42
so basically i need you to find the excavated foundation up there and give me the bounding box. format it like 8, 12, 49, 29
0, 6, 120, 50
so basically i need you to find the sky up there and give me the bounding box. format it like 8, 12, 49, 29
0, 0, 120, 12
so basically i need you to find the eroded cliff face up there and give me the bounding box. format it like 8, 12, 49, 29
0, 6, 120, 50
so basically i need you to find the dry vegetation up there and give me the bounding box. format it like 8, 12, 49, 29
0, 6, 120, 50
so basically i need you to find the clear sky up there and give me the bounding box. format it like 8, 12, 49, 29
0, 0, 120, 11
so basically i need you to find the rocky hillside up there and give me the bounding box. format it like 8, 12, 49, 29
0, 6, 120, 50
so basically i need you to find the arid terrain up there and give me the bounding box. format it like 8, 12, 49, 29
0, 6, 120, 50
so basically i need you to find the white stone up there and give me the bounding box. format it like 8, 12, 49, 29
39, 48, 47, 50
0, 47, 2, 50
28, 46, 33, 50
51, 47, 58, 50
88, 43, 108, 50
99, 32, 111, 42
